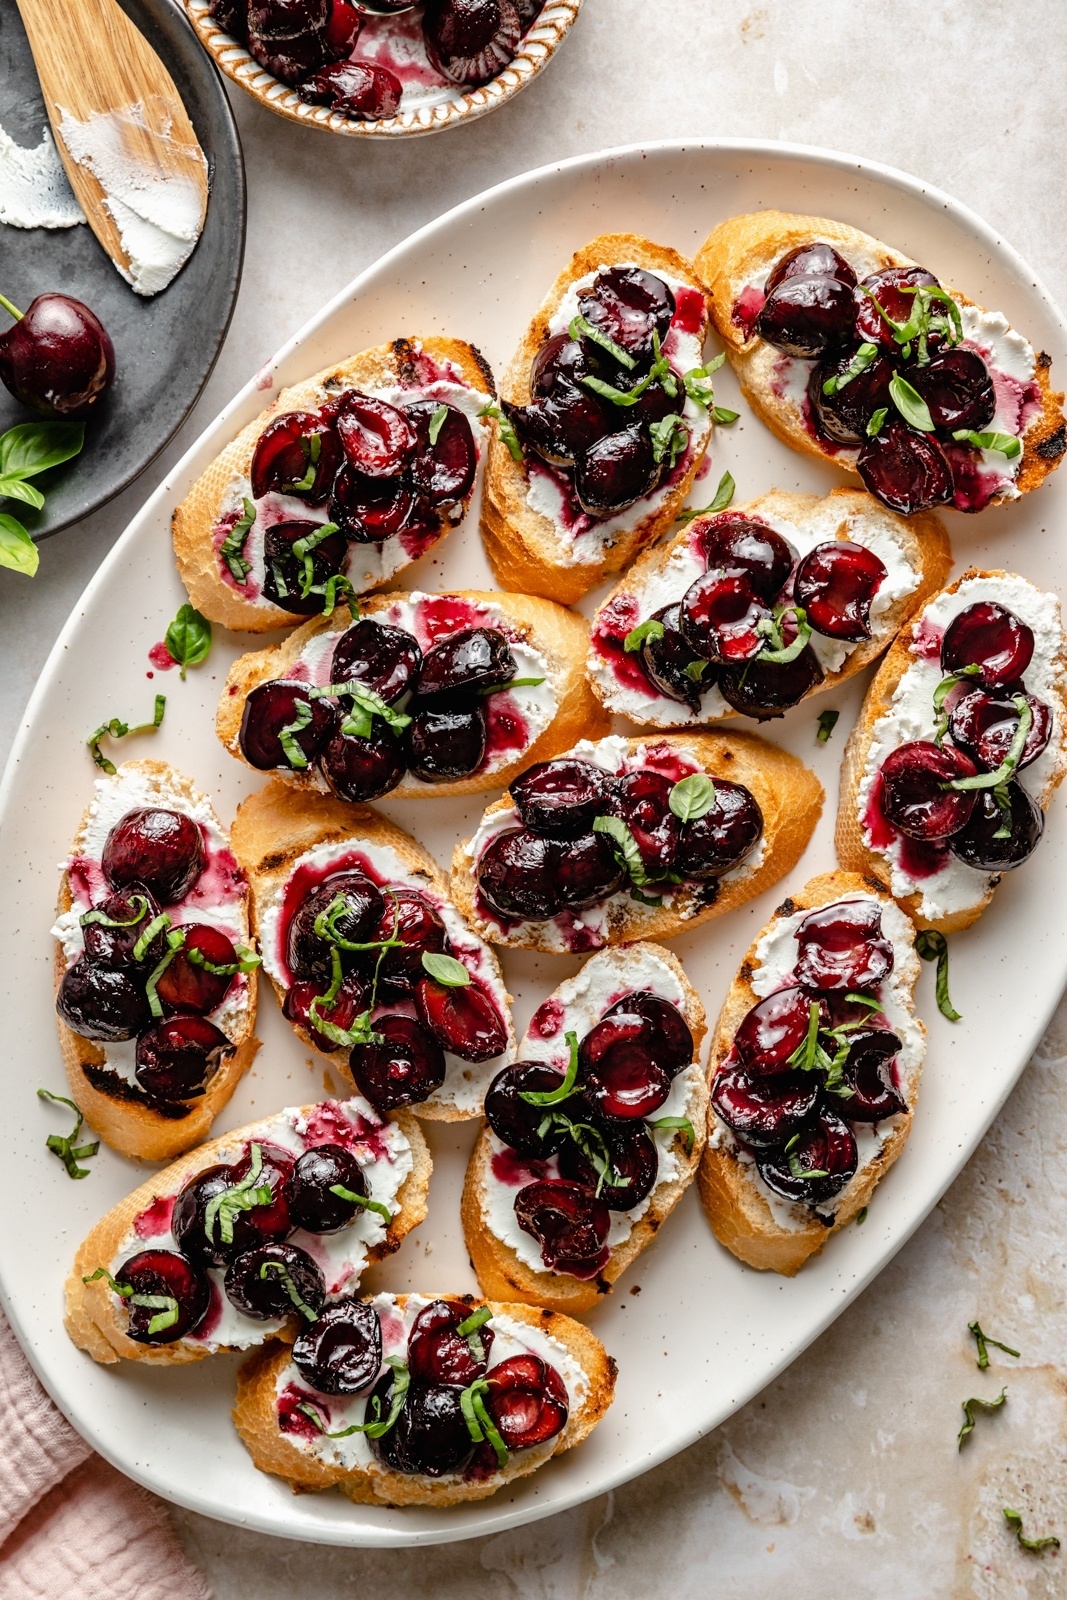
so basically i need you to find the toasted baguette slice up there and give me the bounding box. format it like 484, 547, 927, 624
452, 731, 824, 953
65, 1096, 431, 1366
233, 1292, 616, 1505
230, 783, 515, 1119
173, 337, 495, 632
588, 487, 953, 727
52, 760, 260, 1162
696, 211, 1066, 508
216, 590, 610, 798
836, 568, 1067, 931
463, 944, 708, 1314
482, 233, 714, 607
698, 872, 925, 1275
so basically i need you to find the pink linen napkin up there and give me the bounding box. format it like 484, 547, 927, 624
0, 1310, 210, 1599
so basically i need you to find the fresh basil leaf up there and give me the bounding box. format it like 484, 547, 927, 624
0, 474, 45, 509
0, 419, 84, 478
915, 929, 960, 1022
478, 402, 524, 463
669, 773, 716, 822
428, 404, 449, 446
711, 405, 739, 425
593, 814, 652, 886
220, 497, 256, 584
38, 1087, 99, 1179
866, 407, 888, 437
756, 603, 812, 665
648, 1115, 696, 1153
888, 372, 935, 433
1002, 1508, 1060, 1553
0, 513, 39, 577
164, 603, 212, 680
957, 1386, 1006, 1449
421, 951, 471, 988
967, 1320, 1020, 1371
822, 342, 878, 395
649, 413, 689, 468
816, 709, 840, 744
623, 617, 665, 652
677, 469, 736, 523
568, 313, 636, 371
278, 700, 313, 769
951, 428, 1023, 460
518, 1031, 580, 1106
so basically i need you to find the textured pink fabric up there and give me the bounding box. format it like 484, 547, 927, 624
0, 1310, 210, 1599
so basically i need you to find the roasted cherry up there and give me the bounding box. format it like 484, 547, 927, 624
287, 1143, 371, 1233
638, 603, 713, 708
111, 1250, 210, 1344
484, 1353, 569, 1451
209, 0, 248, 32
756, 275, 857, 358
372, 889, 446, 994
262, 521, 347, 613
611, 769, 678, 876
408, 703, 486, 781
247, 0, 328, 34
603, 991, 693, 1074
332, 618, 422, 705
299, 60, 402, 119
476, 829, 562, 921
134, 1016, 233, 1102
907, 348, 995, 432
578, 1012, 671, 1119
941, 602, 1035, 689
949, 784, 1044, 871
336, 393, 416, 477
555, 831, 626, 909
757, 1104, 858, 1204
674, 779, 764, 879
285, 970, 369, 1049
717, 647, 825, 718
711, 1066, 819, 1148
513, 1179, 610, 1276
854, 267, 940, 346
172, 1144, 294, 1268
809, 346, 895, 444
415, 974, 508, 1062
349, 1014, 446, 1110
948, 688, 1052, 772
102, 808, 205, 905
857, 420, 953, 515
507, 385, 614, 468
878, 740, 978, 840
531, 333, 593, 397
423, 0, 523, 88
287, 872, 385, 980
558, 1117, 659, 1211
224, 1242, 325, 1321
574, 424, 659, 517
370, 1375, 472, 1476
81, 886, 165, 969
765, 243, 857, 294
793, 540, 887, 641
320, 725, 407, 802
329, 465, 419, 543
57, 959, 151, 1041
156, 924, 240, 1016
405, 399, 478, 505
679, 572, 770, 664
578, 266, 675, 362
512, 758, 608, 839
292, 1298, 382, 1394
249, 410, 341, 503
698, 516, 794, 599
238, 680, 338, 771
416, 628, 514, 699
0, 293, 115, 418
484, 1061, 573, 1158
325, 0, 361, 49
794, 900, 895, 991
835, 1029, 907, 1120
733, 986, 825, 1075
408, 1299, 493, 1386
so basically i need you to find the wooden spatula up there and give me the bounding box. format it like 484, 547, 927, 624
15, 0, 209, 296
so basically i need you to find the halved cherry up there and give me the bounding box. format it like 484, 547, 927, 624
370, 1377, 472, 1477
172, 1143, 293, 1267
372, 889, 446, 995
423, 0, 523, 89
299, 61, 402, 120
156, 925, 241, 1016
755, 275, 857, 358
610, 769, 679, 877
757, 1104, 858, 1204
854, 267, 940, 347
484, 1354, 569, 1449
507, 386, 614, 468
531, 333, 593, 397
558, 1117, 659, 1211
733, 986, 827, 1075
415, 974, 508, 1062
329, 464, 418, 543
674, 778, 764, 880
949, 784, 1044, 871
348, 1014, 446, 1110
135, 1016, 233, 1102
286, 872, 384, 979
638, 603, 713, 709
578, 265, 675, 362
336, 393, 416, 477
940, 601, 1035, 689
603, 991, 693, 1074
793, 540, 888, 641
111, 1250, 210, 1344
765, 243, 857, 293
292, 1298, 382, 1395
331, 618, 422, 704
476, 828, 562, 921
81, 886, 165, 969
698, 516, 794, 600
579, 1012, 671, 1119
711, 1066, 819, 1148
408, 1299, 494, 1386
878, 740, 979, 840
857, 421, 953, 515
484, 1061, 573, 1158
834, 1029, 907, 1120
947, 688, 1052, 771
809, 346, 895, 445
319, 725, 408, 802
405, 398, 478, 505
554, 831, 626, 909
679, 571, 771, 664
283, 971, 369, 1050
573, 424, 660, 517
238, 680, 339, 771
907, 348, 995, 432
717, 647, 824, 718
794, 900, 895, 991
224, 1241, 325, 1321
513, 1179, 611, 1276
102, 807, 205, 905
415, 627, 515, 699
511, 758, 609, 839
261, 520, 348, 612
249, 409, 342, 503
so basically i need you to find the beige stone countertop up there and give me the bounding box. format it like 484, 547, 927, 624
2, 1, 1066, 1593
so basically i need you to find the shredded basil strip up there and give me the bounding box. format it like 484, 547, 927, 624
460, 1378, 509, 1468
866, 406, 888, 437
822, 342, 879, 395
787, 1003, 830, 1075
855, 1206, 868, 1225
712, 405, 740, 424
310, 681, 411, 740
957, 1386, 1007, 1449
951, 428, 1022, 460
132, 912, 171, 963
476, 676, 546, 695
756, 603, 812, 665
427, 404, 449, 446
681, 351, 725, 407
87, 694, 166, 774
308, 892, 400, 1046
80, 895, 148, 930
328, 1184, 393, 1222
817, 709, 840, 744
259, 1260, 319, 1321
204, 1143, 273, 1246
145, 929, 186, 1019
623, 617, 665, 652
649, 412, 689, 468
186, 943, 261, 977
81, 1267, 178, 1334
784, 1132, 829, 1182
915, 929, 960, 1022
39, 1088, 99, 1179
669, 773, 716, 822
519, 1031, 581, 1106
287, 431, 322, 494
220, 497, 256, 583
676, 469, 736, 523
968, 1319, 1020, 1371
278, 699, 314, 769
83, 1267, 133, 1296
648, 1115, 696, 1154
292, 521, 340, 599
317, 573, 355, 618
478, 402, 523, 463
568, 313, 636, 371
1002, 1508, 1060, 1553
456, 1305, 493, 1338
421, 951, 471, 988
299, 1357, 410, 1440
948, 698, 1032, 791
932, 664, 982, 743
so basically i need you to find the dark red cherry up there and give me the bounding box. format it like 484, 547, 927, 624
320, 724, 407, 803
711, 1066, 820, 1148
336, 393, 416, 478
507, 386, 614, 468
579, 1013, 671, 1119
949, 784, 1044, 871
531, 333, 593, 397
329, 465, 418, 543
558, 1117, 659, 1210
638, 603, 713, 708
757, 1104, 858, 1204
555, 831, 625, 909
765, 243, 857, 294
795, 900, 895, 991
57, 959, 151, 1041
611, 769, 679, 876
349, 1014, 446, 1110
947, 688, 1052, 771
879, 740, 979, 840
135, 1016, 233, 1102
299, 60, 402, 119
408, 703, 486, 781
513, 1179, 611, 1276
423, 0, 523, 88
674, 778, 764, 880
408, 1299, 494, 1386
512, 758, 609, 839
416, 628, 515, 699
209, 0, 248, 36
574, 424, 660, 517
834, 1029, 907, 1120
261, 520, 347, 613
284, 970, 369, 1050
854, 267, 940, 347
247, 0, 328, 34
578, 266, 675, 363
247, 29, 333, 83
331, 618, 421, 704
809, 346, 895, 444
238, 680, 339, 771
698, 516, 794, 600
756, 275, 857, 358
155, 925, 239, 1016
603, 991, 693, 1074
286, 872, 384, 980
292, 1298, 382, 1395
172, 1144, 294, 1268
405, 399, 478, 505
793, 540, 888, 641
718, 647, 825, 719
102, 808, 205, 905
224, 1242, 325, 1321
287, 1143, 370, 1232
476, 828, 562, 921
325, 0, 361, 49
0, 294, 115, 418
734, 986, 826, 1075
372, 890, 446, 995
857, 420, 953, 515
679, 572, 771, 664
249, 410, 341, 503
485, 1354, 569, 1451
111, 1250, 210, 1344
941, 602, 1035, 689
370, 1376, 472, 1476
907, 348, 995, 432
484, 1061, 573, 1158
415, 975, 508, 1062
81, 886, 165, 968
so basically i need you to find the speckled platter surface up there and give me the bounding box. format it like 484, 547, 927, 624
1, 141, 1065, 1548
0, 0, 245, 536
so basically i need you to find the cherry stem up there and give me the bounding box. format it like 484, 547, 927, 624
0, 293, 24, 322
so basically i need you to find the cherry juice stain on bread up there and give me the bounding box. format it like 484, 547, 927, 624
696, 211, 1066, 516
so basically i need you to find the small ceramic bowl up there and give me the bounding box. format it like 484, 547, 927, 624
183, 1, 583, 139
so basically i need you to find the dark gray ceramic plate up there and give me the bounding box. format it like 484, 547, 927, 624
0, 0, 245, 537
